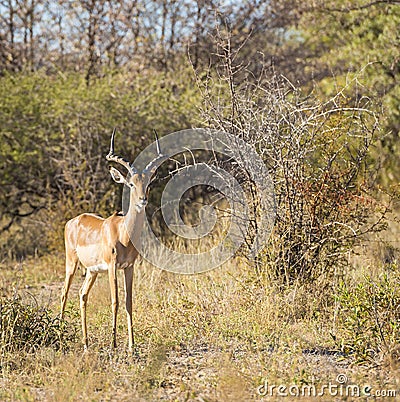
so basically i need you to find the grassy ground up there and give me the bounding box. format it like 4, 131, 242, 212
0, 239, 399, 401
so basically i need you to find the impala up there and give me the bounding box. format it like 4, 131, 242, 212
60, 129, 166, 351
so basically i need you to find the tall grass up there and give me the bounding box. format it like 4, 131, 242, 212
0, 239, 398, 400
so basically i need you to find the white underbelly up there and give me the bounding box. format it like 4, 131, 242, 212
87, 263, 108, 273
86, 262, 132, 273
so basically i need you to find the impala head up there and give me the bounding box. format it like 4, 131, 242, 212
106, 129, 165, 213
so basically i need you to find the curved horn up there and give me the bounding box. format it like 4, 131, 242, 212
106, 128, 137, 175
143, 130, 167, 175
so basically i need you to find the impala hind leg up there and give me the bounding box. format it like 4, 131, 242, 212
60, 254, 79, 319
79, 270, 98, 350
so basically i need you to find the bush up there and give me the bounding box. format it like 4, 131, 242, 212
0, 295, 78, 354
196, 47, 389, 282
0, 68, 202, 257
334, 271, 400, 365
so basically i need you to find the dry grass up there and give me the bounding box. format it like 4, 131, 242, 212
0, 236, 399, 401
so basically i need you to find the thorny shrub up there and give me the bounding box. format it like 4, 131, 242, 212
194, 30, 392, 283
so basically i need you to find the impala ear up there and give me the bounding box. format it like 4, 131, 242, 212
109, 167, 127, 185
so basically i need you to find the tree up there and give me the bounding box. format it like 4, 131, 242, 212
293, 0, 400, 183
0, 0, 43, 72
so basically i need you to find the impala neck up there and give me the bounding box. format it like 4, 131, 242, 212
122, 189, 146, 246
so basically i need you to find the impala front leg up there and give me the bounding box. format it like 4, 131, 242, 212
124, 265, 134, 352
108, 257, 119, 349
